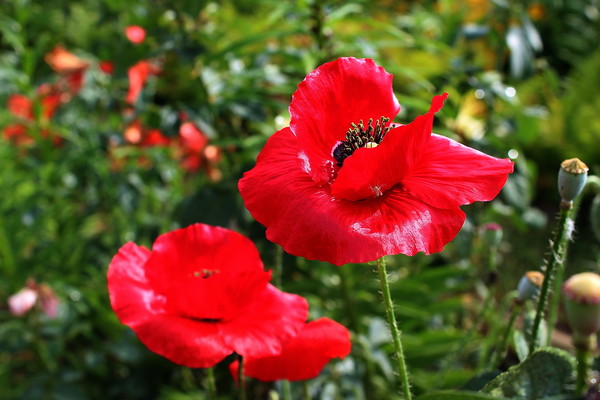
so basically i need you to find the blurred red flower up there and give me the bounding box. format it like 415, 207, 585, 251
45, 45, 89, 74
3, 93, 62, 145
99, 61, 115, 75
239, 57, 514, 265
229, 318, 351, 381
107, 223, 309, 368
44, 45, 89, 96
125, 25, 146, 44
178, 121, 209, 171
126, 60, 160, 104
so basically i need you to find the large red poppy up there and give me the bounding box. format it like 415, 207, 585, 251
107, 223, 309, 368
238, 57, 514, 266
229, 317, 351, 381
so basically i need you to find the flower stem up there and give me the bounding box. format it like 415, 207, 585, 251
302, 380, 311, 400
376, 257, 412, 400
576, 346, 592, 396
490, 300, 521, 369
281, 380, 292, 400
237, 355, 247, 400
529, 203, 573, 354
205, 367, 217, 400
548, 176, 600, 337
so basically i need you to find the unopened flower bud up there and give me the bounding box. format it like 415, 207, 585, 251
563, 272, 600, 337
481, 222, 503, 248
558, 158, 588, 205
517, 271, 544, 302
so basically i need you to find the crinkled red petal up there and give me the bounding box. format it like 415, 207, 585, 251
402, 134, 514, 209
220, 284, 309, 359
289, 57, 400, 185
241, 317, 351, 381
239, 128, 465, 265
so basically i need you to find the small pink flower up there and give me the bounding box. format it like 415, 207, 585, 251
125, 26, 146, 44
8, 287, 38, 317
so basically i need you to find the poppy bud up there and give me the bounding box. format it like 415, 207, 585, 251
558, 158, 588, 206
563, 272, 600, 341
481, 222, 503, 248
517, 271, 544, 302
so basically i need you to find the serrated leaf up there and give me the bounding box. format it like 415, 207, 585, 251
481, 348, 575, 399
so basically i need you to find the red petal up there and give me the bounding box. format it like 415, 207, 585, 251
232, 318, 351, 381
126, 61, 150, 104
289, 58, 400, 185
402, 134, 514, 209
8, 95, 33, 119
179, 122, 208, 152
220, 284, 309, 359
331, 94, 446, 201
143, 224, 270, 321
134, 314, 232, 368
239, 128, 465, 265
107, 242, 167, 327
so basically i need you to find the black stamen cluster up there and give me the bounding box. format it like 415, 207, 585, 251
333, 116, 392, 166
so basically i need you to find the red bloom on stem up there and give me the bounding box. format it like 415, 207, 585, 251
229, 317, 351, 381
125, 25, 146, 44
238, 58, 514, 266
107, 223, 309, 368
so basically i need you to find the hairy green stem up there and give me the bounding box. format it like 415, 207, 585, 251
529, 204, 572, 354
376, 257, 412, 400
546, 176, 600, 344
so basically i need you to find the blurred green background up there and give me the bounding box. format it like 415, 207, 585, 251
1, 0, 599, 399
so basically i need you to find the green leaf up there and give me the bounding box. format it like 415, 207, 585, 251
481, 347, 575, 399
417, 390, 510, 400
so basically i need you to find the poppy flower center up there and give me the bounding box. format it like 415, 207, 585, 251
332, 116, 392, 166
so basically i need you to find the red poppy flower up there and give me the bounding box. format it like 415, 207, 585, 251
107, 223, 309, 368
126, 60, 160, 104
4, 93, 62, 144
238, 57, 514, 266
125, 25, 146, 44
229, 318, 351, 381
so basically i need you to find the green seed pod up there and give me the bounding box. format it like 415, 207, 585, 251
558, 158, 588, 204
563, 272, 600, 337
517, 271, 544, 302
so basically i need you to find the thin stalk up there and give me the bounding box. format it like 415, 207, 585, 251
529, 204, 572, 354
576, 346, 592, 396
302, 380, 311, 400
282, 380, 292, 400
238, 355, 247, 400
274, 244, 284, 288
376, 257, 412, 400
490, 301, 521, 369
205, 367, 217, 400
